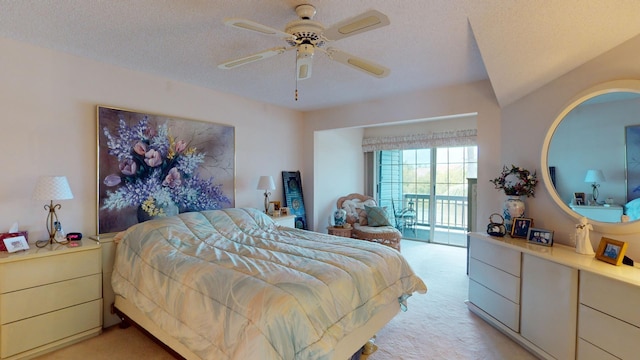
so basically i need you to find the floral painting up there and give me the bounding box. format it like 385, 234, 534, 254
97, 106, 235, 234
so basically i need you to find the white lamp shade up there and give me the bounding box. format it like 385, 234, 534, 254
33, 176, 74, 200
257, 176, 276, 191
584, 169, 606, 183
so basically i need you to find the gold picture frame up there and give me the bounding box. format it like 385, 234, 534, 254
595, 237, 628, 266
269, 201, 281, 211
510, 217, 533, 238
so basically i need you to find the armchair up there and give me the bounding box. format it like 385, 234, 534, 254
337, 193, 402, 251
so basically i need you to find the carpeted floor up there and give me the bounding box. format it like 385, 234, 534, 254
35, 240, 536, 360
367, 241, 535, 360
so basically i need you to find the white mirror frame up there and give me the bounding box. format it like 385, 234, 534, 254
541, 79, 640, 235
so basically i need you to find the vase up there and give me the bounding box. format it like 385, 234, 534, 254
503, 196, 525, 234
137, 201, 179, 223
333, 208, 347, 227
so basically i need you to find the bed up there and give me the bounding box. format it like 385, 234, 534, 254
111, 207, 427, 359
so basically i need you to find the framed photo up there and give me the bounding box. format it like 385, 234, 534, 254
574, 192, 585, 206
526, 228, 554, 246
596, 237, 628, 265
511, 217, 533, 238
281, 207, 290, 215
269, 201, 281, 211
2, 235, 29, 253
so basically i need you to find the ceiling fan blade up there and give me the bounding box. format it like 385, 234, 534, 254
296, 44, 314, 80
326, 47, 390, 78
323, 10, 390, 41
218, 47, 287, 70
224, 18, 294, 40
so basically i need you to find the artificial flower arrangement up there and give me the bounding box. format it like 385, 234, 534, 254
101, 116, 230, 217
490, 165, 538, 197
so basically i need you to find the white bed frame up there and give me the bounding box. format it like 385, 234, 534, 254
113, 294, 399, 359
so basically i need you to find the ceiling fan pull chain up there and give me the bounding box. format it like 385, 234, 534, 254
295, 54, 299, 101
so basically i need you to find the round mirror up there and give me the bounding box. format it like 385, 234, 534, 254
542, 80, 640, 234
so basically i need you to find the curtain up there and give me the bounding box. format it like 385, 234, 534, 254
362, 129, 477, 152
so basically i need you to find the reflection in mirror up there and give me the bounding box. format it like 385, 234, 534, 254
546, 90, 640, 223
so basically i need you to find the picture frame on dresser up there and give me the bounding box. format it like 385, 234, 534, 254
526, 227, 554, 246
595, 237, 628, 265
510, 217, 532, 238
574, 192, 585, 206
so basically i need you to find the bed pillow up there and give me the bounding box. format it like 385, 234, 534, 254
365, 205, 392, 227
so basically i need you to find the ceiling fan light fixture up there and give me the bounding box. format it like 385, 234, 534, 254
221, 7, 390, 81
298, 64, 309, 79
297, 43, 315, 59
338, 16, 382, 35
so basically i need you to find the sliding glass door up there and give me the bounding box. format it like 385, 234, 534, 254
376, 146, 477, 246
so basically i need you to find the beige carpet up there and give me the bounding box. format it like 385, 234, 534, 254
35, 241, 536, 360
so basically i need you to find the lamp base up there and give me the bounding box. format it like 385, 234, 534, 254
591, 183, 600, 205
36, 201, 69, 248
263, 191, 271, 213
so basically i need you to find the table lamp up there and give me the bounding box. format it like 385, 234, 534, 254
257, 176, 275, 213
584, 169, 605, 204
33, 176, 73, 245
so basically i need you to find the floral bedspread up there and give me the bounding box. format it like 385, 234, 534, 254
111, 208, 426, 360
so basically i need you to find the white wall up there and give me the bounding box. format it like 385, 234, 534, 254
0, 36, 304, 240
314, 128, 365, 231
502, 33, 640, 260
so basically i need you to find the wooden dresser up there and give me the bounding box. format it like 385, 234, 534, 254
468, 232, 640, 360
0, 240, 102, 359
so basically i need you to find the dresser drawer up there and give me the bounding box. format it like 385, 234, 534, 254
1, 274, 101, 324
469, 237, 521, 276
469, 279, 519, 331
580, 271, 640, 328
0, 299, 102, 358
579, 304, 640, 360
577, 338, 618, 360
0, 249, 101, 293
469, 257, 520, 303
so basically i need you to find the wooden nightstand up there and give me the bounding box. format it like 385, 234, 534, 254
327, 226, 352, 238
0, 240, 102, 359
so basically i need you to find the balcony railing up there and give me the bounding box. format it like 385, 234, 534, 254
389, 193, 468, 231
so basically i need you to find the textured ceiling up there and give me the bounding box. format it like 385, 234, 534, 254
1, 1, 639, 111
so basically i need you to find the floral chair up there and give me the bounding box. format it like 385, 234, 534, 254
336, 193, 402, 251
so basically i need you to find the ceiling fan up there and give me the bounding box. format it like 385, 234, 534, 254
218, 4, 391, 81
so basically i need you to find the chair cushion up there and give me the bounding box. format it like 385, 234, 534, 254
365, 205, 392, 227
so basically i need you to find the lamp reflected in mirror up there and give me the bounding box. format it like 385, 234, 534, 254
584, 169, 605, 204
